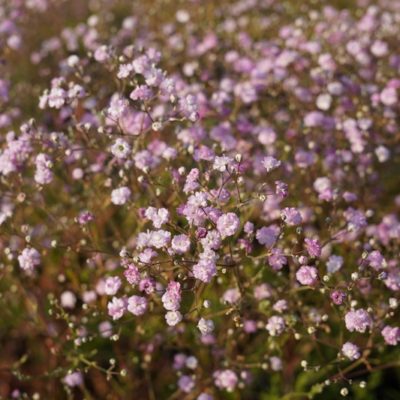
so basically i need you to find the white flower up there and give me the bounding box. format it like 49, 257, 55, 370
165, 311, 182, 326
262, 156, 281, 172
213, 155, 233, 172
111, 138, 131, 159
197, 318, 214, 335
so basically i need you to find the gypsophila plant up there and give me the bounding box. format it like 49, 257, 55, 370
0, 0, 399, 399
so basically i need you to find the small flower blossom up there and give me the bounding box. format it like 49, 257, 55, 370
197, 318, 214, 335
266, 316, 286, 336
375, 145, 390, 163
262, 156, 281, 172
344, 208, 367, 231
273, 299, 288, 313
34, 153, 53, 185
296, 266, 318, 286
171, 234, 191, 254
197, 393, 213, 400
94, 45, 110, 63
61, 291, 77, 309
313, 177, 332, 200
367, 250, 385, 270
213, 369, 238, 392
381, 326, 400, 345
127, 295, 148, 316
178, 375, 195, 393
193, 259, 217, 282
216, 213, 240, 239
149, 229, 171, 248
244, 221, 254, 234
330, 290, 346, 305
107, 297, 126, 320
145, 207, 169, 229
165, 310, 182, 326
268, 248, 287, 270
180, 94, 199, 122
63, 372, 83, 387
18, 248, 41, 272
107, 95, 129, 119
380, 87, 397, 106
327, 255, 343, 274
256, 226, 280, 247
77, 210, 94, 225
270, 356, 283, 371
111, 138, 131, 159
342, 342, 360, 360
161, 281, 181, 311
139, 277, 156, 294
222, 287, 241, 304
130, 85, 152, 101
104, 276, 122, 296
213, 155, 233, 172
304, 238, 321, 258
281, 207, 303, 226
47, 87, 66, 108
345, 309, 372, 333
111, 187, 131, 205
124, 264, 140, 286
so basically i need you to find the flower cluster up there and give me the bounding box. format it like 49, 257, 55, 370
0, 0, 399, 399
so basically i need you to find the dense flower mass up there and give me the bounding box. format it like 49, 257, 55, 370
0, 0, 400, 399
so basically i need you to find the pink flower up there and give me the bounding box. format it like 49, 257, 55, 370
222, 288, 241, 304
63, 372, 83, 387
107, 95, 128, 119
145, 207, 169, 229
200, 230, 222, 250
124, 264, 140, 286
345, 309, 372, 333
178, 375, 195, 393
381, 326, 400, 345
130, 85, 152, 101
193, 259, 217, 282
217, 213, 240, 238
107, 297, 126, 320
342, 342, 360, 360
171, 234, 191, 254
150, 229, 171, 248
213, 369, 238, 392
344, 208, 367, 231
18, 248, 41, 272
262, 156, 281, 172
304, 238, 321, 258
380, 87, 397, 106
104, 276, 122, 296
266, 316, 285, 336
367, 250, 385, 270
127, 295, 148, 316
94, 45, 110, 63
161, 281, 181, 311
330, 290, 346, 305
281, 207, 303, 226
256, 226, 280, 247
110, 138, 131, 159
296, 266, 318, 286
326, 255, 343, 274
111, 187, 131, 205
197, 318, 214, 335
165, 311, 182, 326
61, 291, 76, 309
268, 248, 287, 270
34, 153, 53, 185
213, 155, 233, 172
